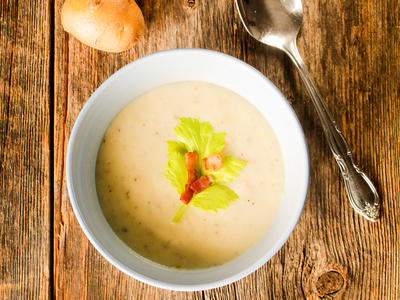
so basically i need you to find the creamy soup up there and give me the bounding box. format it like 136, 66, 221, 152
96, 81, 284, 269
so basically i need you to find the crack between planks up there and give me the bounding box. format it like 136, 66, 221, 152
48, 0, 55, 299
53, 12, 70, 299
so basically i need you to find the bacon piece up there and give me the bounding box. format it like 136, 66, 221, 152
190, 176, 213, 194
202, 154, 224, 172
180, 187, 194, 204
185, 152, 198, 170
187, 169, 196, 185
180, 152, 198, 204
185, 152, 198, 185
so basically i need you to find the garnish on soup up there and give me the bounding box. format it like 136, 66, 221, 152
165, 117, 247, 222
179, 152, 198, 204
190, 175, 213, 194
203, 154, 224, 171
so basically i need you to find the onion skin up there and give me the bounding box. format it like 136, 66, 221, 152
61, 0, 145, 53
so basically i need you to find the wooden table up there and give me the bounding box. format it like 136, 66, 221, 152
1, 0, 399, 298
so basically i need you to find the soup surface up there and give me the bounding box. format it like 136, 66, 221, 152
96, 81, 284, 269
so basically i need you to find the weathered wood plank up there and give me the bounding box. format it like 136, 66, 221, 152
0, 0, 52, 299
53, 0, 204, 298
54, 0, 399, 299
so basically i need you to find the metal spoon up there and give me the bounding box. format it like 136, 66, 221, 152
235, 0, 380, 221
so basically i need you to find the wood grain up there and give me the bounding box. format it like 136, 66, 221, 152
54, 0, 400, 299
0, 0, 398, 298
0, 0, 52, 299
54, 0, 400, 298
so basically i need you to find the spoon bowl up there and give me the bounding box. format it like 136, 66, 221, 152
236, 0, 302, 49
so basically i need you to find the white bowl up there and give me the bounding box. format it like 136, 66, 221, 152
67, 49, 309, 291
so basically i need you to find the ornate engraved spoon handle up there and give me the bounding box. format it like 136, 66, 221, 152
284, 41, 380, 221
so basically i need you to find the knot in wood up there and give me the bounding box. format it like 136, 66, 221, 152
185, 0, 197, 9
315, 271, 345, 296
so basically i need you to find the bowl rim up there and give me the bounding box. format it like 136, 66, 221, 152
66, 48, 309, 291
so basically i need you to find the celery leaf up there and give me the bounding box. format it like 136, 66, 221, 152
164, 150, 187, 194
174, 118, 226, 159
208, 155, 247, 183
190, 184, 238, 212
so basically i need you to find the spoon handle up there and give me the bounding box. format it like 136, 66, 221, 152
283, 41, 380, 221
